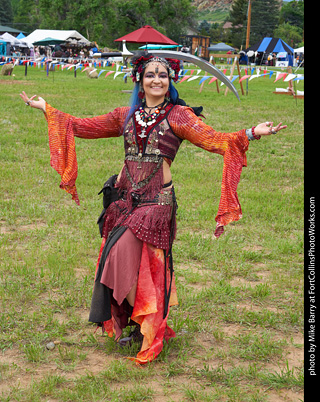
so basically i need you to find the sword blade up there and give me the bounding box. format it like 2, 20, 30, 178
151, 50, 240, 101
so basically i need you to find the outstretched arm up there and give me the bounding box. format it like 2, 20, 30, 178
254, 121, 287, 137
168, 106, 287, 237
19, 91, 129, 139
19, 91, 46, 112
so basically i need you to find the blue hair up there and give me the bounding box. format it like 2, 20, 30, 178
169, 81, 178, 104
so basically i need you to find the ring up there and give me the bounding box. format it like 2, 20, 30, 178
271, 129, 277, 134
25, 100, 33, 106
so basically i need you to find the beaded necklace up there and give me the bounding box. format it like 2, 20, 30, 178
135, 102, 166, 138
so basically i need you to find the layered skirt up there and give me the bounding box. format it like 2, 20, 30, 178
89, 183, 178, 364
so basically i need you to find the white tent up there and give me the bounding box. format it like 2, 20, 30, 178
0, 32, 21, 45
23, 29, 90, 46
294, 46, 304, 53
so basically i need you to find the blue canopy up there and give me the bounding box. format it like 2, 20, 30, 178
17, 32, 26, 39
246, 37, 294, 65
0, 39, 6, 56
139, 44, 182, 49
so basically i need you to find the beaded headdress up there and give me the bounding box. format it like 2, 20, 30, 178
130, 52, 180, 83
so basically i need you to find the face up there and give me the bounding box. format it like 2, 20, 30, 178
142, 62, 169, 104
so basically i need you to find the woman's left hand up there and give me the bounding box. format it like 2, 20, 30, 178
255, 121, 287, 136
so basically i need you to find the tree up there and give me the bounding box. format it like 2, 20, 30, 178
0, 0, 14, 25
228, 0, 248, 49
149, 0, 196, 44
198, 20, 211, 36
250, 0, 280, 44
11, 0, 196, 48
12, 0, 40, 32
274, 22, 303, 48
280, 0, 304, 29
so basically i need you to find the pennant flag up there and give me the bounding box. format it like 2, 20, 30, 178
199, 76, 210, 84
81, 67, 89, 73
269, 71, 274, 79
178, 75, 191, 83
114, 71, 124, 79
98, 70, 106, 77
249, 74, 260, 81
293, 75, 304, 81
274, 72, 287, 83
239, 75, 251, 83
105, 71, 115, 78
231, 75, 239, 83
190, 69, 194, 75
284, 73, 296, 82
187, 75, 201, 82
208, 77, 217, 84
89, 68, 97, 75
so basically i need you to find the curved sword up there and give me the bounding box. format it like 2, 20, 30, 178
93, 45, 240, 100
150, 50, 240, 101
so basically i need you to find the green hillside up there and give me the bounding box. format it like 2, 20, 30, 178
196, 6, 230, 24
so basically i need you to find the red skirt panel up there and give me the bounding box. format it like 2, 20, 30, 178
98, 235, 178, 364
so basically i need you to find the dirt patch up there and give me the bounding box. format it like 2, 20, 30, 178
0, 219, 47, 234
0, 80, 33, 85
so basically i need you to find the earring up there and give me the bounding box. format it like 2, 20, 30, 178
138, 89, 145, 99
165, 90, 170, 101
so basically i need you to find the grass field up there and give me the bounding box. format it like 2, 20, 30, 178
0, 63, 304, 402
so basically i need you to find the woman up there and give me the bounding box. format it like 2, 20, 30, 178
20, 52, 286, 364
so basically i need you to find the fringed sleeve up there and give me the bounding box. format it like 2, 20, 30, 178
168, 105, 249, 237
44, 104, 129, 205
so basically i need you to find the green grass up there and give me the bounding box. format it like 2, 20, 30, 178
0, 64, 304, 401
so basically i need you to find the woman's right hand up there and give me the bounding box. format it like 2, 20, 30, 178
19, 91, 46, 112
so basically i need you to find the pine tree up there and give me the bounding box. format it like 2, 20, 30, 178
228, 0, 248, 49
0, 0, 14, 25
228, 0, 281, 49
250, 0, 280, 44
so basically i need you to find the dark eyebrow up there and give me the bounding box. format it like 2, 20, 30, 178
145, 71, 168, 76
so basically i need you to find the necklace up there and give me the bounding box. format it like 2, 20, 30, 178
135, 104, 162, 138
144, 102, 164, 114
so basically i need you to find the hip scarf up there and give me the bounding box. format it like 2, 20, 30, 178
89, 175, 178, 329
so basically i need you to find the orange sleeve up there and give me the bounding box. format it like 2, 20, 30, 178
168, 105, 250, 237
44, 104, 129, 205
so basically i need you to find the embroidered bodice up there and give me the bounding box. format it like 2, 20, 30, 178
124, 103, 183, 164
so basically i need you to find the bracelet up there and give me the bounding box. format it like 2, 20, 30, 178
251, 126, 261, 140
